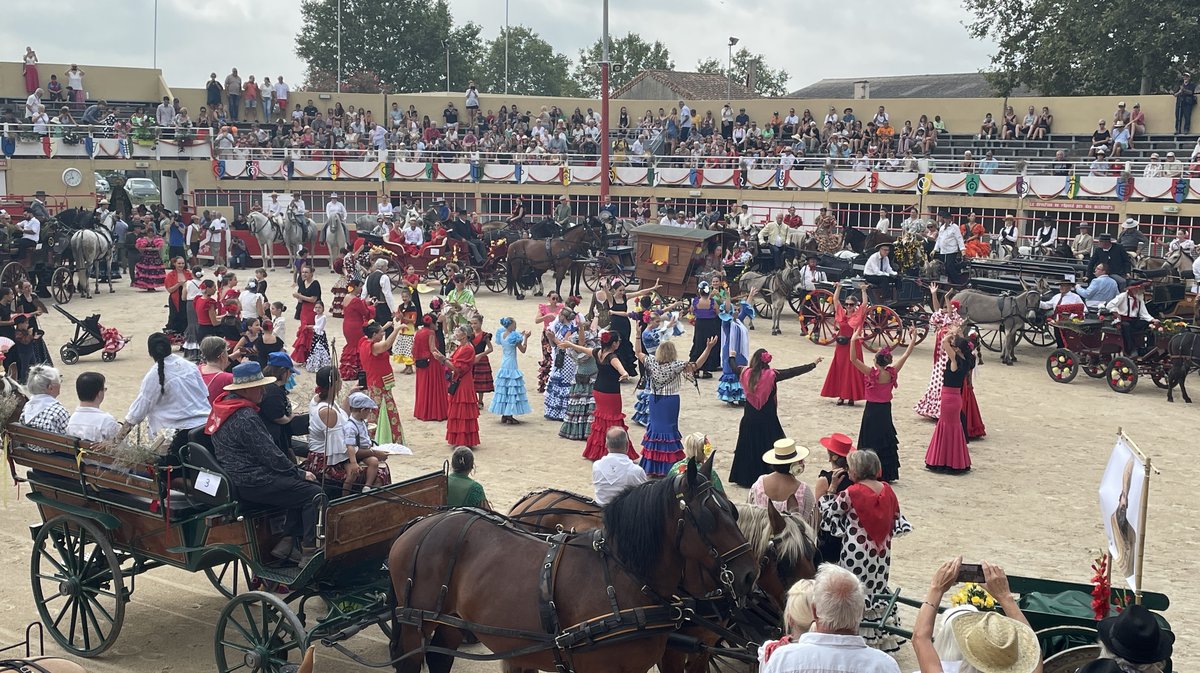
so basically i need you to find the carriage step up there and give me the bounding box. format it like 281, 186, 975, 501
606, 245, 634, 254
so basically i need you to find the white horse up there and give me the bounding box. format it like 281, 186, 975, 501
281, 209, 317, 269
70, 212, 116, 298
323, 211, 349, 268
246, 211, 282, 271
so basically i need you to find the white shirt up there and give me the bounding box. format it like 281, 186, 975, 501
124, 354, 211, 436
208, 216, 228, 242
291, 198, 306, 215
935, 223, 965, 254
185, 277, 204, 301
326, 200, 348, 220
156, 102, 175, 127
239, 290, 263, 318
68, 406, 121, 443
799, 265, 827, 291
1035, 225, 1058, 246
1105, 291, 1154, 322
362, 271, 398, 313
1143, 161, 1163, 178
680, 104, 692, 127
266, 199, 284, 216
875, 216, 890, 234
1192, 257, 1200, 292
272, 315, 287, 343
377, 202, 394, 217
759, 632, 901, 673
273, 80, 289, 100
864, 252, 897, 276
25, 93, 40, 119
66, 69, 84, 90
1039, 290, 1084, 311
592, 453, 648, 506
1169, 237, 1195, 256
21, 217, 40, 242
403, 226, 424, 246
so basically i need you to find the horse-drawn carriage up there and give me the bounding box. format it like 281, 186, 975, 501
630, 225, 721, 298
6, 423, 446, 670
1045, 317, 1190, 394
0, 203, 79, 304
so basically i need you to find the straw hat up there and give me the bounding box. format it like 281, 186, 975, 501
223, 362, 277, 391
951, 612, 1040, 673
762, 438, 809, 465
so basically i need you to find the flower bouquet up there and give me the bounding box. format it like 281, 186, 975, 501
950, 583, 999, 611
1150, 318, 1187, 337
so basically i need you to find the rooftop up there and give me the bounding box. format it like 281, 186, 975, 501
789, 72, 1035, 99
613, 69, 758, 100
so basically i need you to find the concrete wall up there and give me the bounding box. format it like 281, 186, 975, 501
0, 61, 1182, 136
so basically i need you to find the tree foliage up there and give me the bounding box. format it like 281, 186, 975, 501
696, 48, 790, 97
301, 68, 385, 93
476, 26, 575, 97
964, 0, 1200, 95
295, 0, 482, 93
572, 33, 673, 97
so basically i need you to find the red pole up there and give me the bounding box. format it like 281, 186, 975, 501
600, 61, 611, 205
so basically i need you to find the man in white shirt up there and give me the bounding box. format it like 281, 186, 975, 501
798, 254, 827, 291
156, 95, 175, 129
67, 372, 121, 443
1040, 278, 1086, 347
273, 77, 290, 114
117, 346, 211, 442
325, 193, 348, 223
208, 212, 229, 266
265, 193, 285, 219
1143, 152, 1164, 177
759, 214, 792, 271
363, 258, 398, 326
15, 208, 41, 264
402, 219, 424, 248
592, 428, 646, 506
933, 211, 965, 279
875, 211, 891, 234
659, 208, 677, 227
1105, 281, 1157, 356
863, 242, 900, 299
733, 204, 755, 238
759, 564, 900, 673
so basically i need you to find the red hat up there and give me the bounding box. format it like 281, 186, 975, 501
819, 433, 856, 457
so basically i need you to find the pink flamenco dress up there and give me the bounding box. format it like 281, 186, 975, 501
819, 302, 866, 403
131, 237, 166, 290
924, 350, 975, 474
961, 368, 986, 440
914, 308, 965, 419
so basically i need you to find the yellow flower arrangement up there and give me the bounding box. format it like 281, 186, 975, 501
950, 583, 998, 611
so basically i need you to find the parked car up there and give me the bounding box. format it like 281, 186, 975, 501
95, 174, 111, 195
123, 177, 160, 205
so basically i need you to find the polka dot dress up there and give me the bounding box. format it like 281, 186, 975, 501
819, 490, 913, 652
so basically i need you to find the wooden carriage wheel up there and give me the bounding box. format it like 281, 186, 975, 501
50, 266, 74, 304
483, 260, 510, 294
801, 289, 838, 345
213, 591, 307, 673
583, 256, 623, 292
1046, 348, 1079, 384
1, 262, 27, 290
861, 305, 904, 353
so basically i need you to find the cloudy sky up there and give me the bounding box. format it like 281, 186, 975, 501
5, 0, 997, 92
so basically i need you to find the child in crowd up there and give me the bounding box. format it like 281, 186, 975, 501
293, 248, 311, 286
304, 301, 331, 372
270, 301, 288, 344
254, 268, 269, 302
66, 372, 120, 442
346, 391, 392, 491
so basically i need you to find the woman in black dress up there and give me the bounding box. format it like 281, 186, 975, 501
728, 348, 823, 488
814, 433, 855, 563
599, 278, 659, 379
0, 288, 16, 341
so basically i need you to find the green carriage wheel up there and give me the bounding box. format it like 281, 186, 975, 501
31, 515, 126, 656
204, 558, 258, 599
214, 591, 308, 673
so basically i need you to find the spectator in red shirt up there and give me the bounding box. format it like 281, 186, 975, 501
783, 207, 803, 229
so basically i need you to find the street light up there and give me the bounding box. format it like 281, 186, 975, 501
337, 0, 343, 93
441, 39, 450, 94
727, 36, 739, 101
504, 0, 510, 95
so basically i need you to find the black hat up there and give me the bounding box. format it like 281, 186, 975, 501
1097, 233, 1114, 242
937, 209, 953, 219
875, 241, 893, 250
805, 253, 820, 262
1098, 604, 1173, 664
1075, 660, 1122, 673
455, 207, 467, 214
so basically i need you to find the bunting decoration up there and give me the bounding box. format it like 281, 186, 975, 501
425, 162, 435, 180
248, 160, 261, 180
284, 160, 295, 180
470, 162, 482, 182
84, 136, 94, 159
964, 173, 980, 197
1173, 178, 1189, 203
1067, 176, 1080, 199
610, 165, 619, 185
514, 163, 523, 184
868, 171, 879, 193
735, 168, 746, 188
212, 159, 226, 179
0, 135, 13, 158
820, 170, 832, 192
918, 173, 932, 195
330, 160, 340, 180
775, 168, 786, 189
1115, 176, 1131, 201
1015, 176, 1027, 198
560, 166, 570, 186
380, 161, 392, 181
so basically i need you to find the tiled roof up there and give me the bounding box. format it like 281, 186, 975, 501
613, 69, 759, 100
788, 73, 1035, 99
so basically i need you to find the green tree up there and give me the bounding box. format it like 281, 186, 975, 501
572, 33, 673, 97
696, 48, 789, 97
295, 0, 483, 93
964, 0, 1200, 95
301, 68, 385, 93
475, 26, 574, 97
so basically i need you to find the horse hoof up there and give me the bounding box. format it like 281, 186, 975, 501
514, 295, 525, 301
534, 291, 544, 296
772, 329, 781, 336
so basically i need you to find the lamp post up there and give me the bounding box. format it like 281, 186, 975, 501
337, 0, 343, 93
727, 36, 739, 101
442, 40, 451, 94
504, 0, 510, 95
153, 0, 158, 69
599, 0, 611, 205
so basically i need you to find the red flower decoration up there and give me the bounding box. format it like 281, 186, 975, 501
1090, 554, 1111, 620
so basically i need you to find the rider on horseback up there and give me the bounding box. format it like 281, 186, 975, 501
324, 193, 347, 245
288, 193, 308, 241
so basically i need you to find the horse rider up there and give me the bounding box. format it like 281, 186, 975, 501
449, 207, 485, 265
506, 195, 528, 236
863, 241, 901, 301
553, 195, 572, 230
1076, 262, 1120, 308
14, 207, 41, 267
95, 198, 111, 223
998, 215, 1020, 259
1168, 228, 1195, 260
287, 193, 308, 237
934, 210, 965, 281
1104, 280, 1157, 356
1071, 222, 1094, 261
1088, 234, 1131, 289
265, 193, 285, 220
1032, 216, 1058, 256
758, 213, 792, 272
324, 193, 348, 244
1117, 218, 1149, 257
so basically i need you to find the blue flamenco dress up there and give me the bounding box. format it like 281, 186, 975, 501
489, 330, 532, 417
543, 319, 578, 420
717, 307, 751, 404
638, 357, 689, 477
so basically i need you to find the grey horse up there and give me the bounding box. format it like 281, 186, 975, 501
70, 212, 116, 298
281, 209, 317, 269
954, 283, 1044, 365
324, 211, 349, 268
246, 211, 281, 271
739, 264, 805, 335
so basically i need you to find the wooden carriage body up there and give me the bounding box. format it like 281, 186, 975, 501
631, 224, 722, 298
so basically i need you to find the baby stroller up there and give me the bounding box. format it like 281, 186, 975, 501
53, 305, 131, 364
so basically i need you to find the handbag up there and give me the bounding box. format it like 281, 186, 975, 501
835, 336, 851, 345
414, 358, 430, 369
447, 375, 461, 395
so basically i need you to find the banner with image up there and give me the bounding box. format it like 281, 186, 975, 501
1098, 435, 1145, 590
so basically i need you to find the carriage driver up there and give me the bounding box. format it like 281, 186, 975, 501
14, 207, 41, 266
449, 207, 485, 264
1104, 280, 1157, 357
863, 241, 900, 300
325, 192, 348, 227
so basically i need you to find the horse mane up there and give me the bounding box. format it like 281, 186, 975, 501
601, 475, 679, 580
734, 504, 815, 570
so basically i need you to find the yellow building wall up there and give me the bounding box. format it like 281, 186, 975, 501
3, 62, 168, 103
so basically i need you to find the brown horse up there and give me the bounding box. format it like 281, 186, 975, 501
508, 490, 819, 673
387, 458, 756, 673
1166, 330, 1200, 403
506, 219, 603, 300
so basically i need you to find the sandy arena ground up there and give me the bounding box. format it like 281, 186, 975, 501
0, 267, 1191, 673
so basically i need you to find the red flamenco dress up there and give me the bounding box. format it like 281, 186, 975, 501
925, 351, 974, 473
359, 337, 405, 444
583, 348, 638, 461
339, 294, 373, 381
289, 278, 321, 362
446, 342, 481, 446
412, 324, 449, 421
960, 368, 986, 440
820, 302, 867, 402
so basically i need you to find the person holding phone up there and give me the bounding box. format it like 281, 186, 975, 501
817, 448, 912, 652
913, 558, 1043, 673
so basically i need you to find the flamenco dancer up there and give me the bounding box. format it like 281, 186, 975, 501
489, 317, 532, 425
960, 337, 986, 440
634, 326, 717, 477
412, 314, 449, 421
689, 281, 723, 378
338, 279, 372, 381
728, 348, 823, 488
717, 298, 753, 405
289, 264, 322, 362
468, 314, 494, 409
849, 326, 917, 482
914, 284, 964, 419
390, 285, 420, 374
533, 292, 566, 394
554, 330, 638, 461
358, 322, 404, 444
924, 332, 975, 473
444, 325, 481, 447
819, 283, 868, 405
596, 278, 659, 378
632, 309, 678, 426
559, 321, 599, 441
543, 306, 580, 421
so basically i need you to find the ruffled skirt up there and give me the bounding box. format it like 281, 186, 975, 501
489, 367, 531, 417
304, 333, 331, 372
559, 377, 594, 440
446, 374, 480, 446
631, 386, 650, 426
582, 391, 637, 461
473, 356, 495, 393
639, 394, 684, 477
716, 371, 745, 403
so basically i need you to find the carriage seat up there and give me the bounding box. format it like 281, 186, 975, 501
26, 468, 206, 521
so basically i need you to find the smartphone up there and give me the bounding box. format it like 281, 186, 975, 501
357, 372, 368, 388
957, 563, 985, 583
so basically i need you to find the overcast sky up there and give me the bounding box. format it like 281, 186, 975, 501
5, 0, 997, 92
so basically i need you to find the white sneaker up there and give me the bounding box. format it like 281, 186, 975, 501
362, 486, 374, 493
